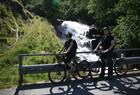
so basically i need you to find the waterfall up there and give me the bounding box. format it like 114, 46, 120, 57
57, 21, 98, 62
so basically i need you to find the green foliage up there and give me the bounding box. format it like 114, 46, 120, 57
0, 3, 18, 50
21, 0, 44, 6
1, 0, 140, 89
24, 0, 61, 22
0, 64, 18, 89
0, 16, 62, 88
52, 0, 61, 7
0, 2, 62, 88
112, 0, 140, 48
87, 0, 117, 26
0, 3, 14, 32
114, 0, 140, 16
112, 15, 140, 48
0, 16, 62, 64
24, 0, 92, 22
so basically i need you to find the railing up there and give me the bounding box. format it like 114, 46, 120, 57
18, 49, 140, 86
14, 48, 140, 95
18, 51, 92, 86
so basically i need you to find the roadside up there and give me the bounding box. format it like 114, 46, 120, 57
0, 71, 140, 95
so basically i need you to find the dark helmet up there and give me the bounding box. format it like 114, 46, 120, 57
103, 27, 111, 35
66, 32, 72, 38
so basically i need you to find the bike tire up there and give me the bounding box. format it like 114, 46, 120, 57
90, 61, 102, 78
114, 58, 128, 76
77, 60, 90, 79
48, 64, 66, 83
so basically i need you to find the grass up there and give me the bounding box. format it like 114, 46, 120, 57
0, 15, 62, 89
0, 64, 18, 89
0, 63, 49, 89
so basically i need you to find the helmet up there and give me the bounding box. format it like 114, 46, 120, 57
66, 32, 72, 38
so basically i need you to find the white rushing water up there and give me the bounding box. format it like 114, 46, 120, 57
58, 21, 98, 62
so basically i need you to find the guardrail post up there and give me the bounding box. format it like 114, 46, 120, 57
18, 54, 23, 87
14, 55, 23, 95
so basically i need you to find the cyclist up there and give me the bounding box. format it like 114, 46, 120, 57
94, 27, 115, 80
59, 32, 77, 78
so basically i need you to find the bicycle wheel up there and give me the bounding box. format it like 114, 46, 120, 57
90, 61, 102, 78
77, 60, 90, 79
114, 58, 128, 76
48, 64, 66, 83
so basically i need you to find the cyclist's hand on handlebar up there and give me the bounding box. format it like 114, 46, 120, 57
93, 49, 97, 53
56, 51, 64, 57
63, 52, 67, 55
57, 51, 66, 55
94, 50, 103, 55
102, 49, 109, 54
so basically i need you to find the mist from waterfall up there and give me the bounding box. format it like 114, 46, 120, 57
57, 21, 98, 62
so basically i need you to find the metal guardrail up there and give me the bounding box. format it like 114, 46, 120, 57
18, 48, 140, 86
18, 51, 93, 86
14, 48, 140, 95
115, 48, 140, 52
18, 48, 140, 57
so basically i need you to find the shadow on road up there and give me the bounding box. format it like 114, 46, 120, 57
14, 72, 140, 95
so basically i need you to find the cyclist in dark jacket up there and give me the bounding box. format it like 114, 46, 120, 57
59, 32, 77, 78
94, 27, 115, 79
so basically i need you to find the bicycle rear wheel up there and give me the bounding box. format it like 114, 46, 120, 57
114, 59, 128, 76
90, 61, 102, 78
77, 60, 90, 79
48, 64, 66, 83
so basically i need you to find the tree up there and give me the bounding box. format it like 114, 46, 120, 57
87, 0, 117, 26
113, 0, 140, 48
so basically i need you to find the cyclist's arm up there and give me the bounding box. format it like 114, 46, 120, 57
94, 41, 102, 51
58, 46, 65, 54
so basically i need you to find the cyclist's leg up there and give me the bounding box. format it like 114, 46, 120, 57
100, 56, 105, 77
69, 55, 76, 72
63, 56, 73, 78
108, 59, 113, 77
65, 54, 76, 70
106, 53, 113, 78
63, 57, 71, 69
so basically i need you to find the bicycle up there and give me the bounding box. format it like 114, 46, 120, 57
79, 50, 128, 78
79, 50, 102, 78
48, 54, 89, 83
113, 52, 128, 76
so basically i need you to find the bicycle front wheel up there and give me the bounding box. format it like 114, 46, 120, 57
90, 61, 102, 78
48, 64, 66, 83
77, 60, 90, 79
114, 59, 128, 76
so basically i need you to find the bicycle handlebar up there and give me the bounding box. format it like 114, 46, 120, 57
57, 50, 103, 55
